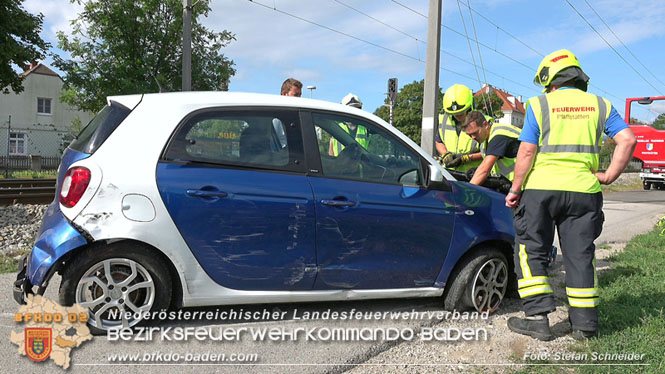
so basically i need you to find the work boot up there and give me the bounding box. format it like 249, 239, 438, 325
571, 329, 598, 341
507, 314, 553, 341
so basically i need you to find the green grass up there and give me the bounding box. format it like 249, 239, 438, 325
601, 180, 644, 193
0, 250, 28, 274
598, 244, 611, 249
513, 224, 665, 374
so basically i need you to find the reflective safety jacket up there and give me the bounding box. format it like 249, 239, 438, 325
438, 113, 481, 172
331, 123, 369, 156
524, 89, 610, 193
480, 123, 521, 181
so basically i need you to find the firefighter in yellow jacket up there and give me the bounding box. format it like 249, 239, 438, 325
505, 50, 636, 341
461, 111, 521, 186
436, 84, 482, 172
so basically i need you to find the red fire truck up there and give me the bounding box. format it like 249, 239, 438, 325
625, 96, 665, 190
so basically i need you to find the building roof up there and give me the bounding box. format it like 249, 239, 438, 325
475, 84, 525, 114
21, 62, 60, 78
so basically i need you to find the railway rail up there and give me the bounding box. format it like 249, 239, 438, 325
0, 179, 56, 205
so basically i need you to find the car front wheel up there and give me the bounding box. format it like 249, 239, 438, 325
59, 242, 172, 335
443, 248, 509, 313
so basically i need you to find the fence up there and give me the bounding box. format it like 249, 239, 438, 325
0, 124, 73, 177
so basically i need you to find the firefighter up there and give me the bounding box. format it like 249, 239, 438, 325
505, 50, 636, 341
436, 84, 482, 171
461, 111, 521, 185
329, 94, 369, 157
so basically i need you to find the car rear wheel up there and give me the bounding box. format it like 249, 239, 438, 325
443, 248, 509, 313
643, 182, 651, 190
59, 242, 172, 335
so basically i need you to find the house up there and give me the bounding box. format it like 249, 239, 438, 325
0, 62, 93, 169
475, 84, 526, 128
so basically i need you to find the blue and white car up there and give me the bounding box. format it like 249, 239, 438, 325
13, 92, 516, 333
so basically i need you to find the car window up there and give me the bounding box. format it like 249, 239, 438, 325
164, 109, 304, 172
312, 112, 422, 185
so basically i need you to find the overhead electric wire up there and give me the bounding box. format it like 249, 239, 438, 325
465, 0, 494, 115
333, 0, 422, 43
455, 0, 490, 112
390, 0, 656, 117
563, 0, 664, 96
245, 0, 482, 85
582, 0, 665, 90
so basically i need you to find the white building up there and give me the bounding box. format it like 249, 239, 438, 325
0, 62, 93, 164
475, 84, 525, 128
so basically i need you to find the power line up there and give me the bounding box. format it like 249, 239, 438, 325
390, 0, 427, 18
246, 0, 420, 63
455, 0, 490, 112
563, 0, 664, 95
582, 0, 665, 90
465, 0, 494, 114
333, 0, 422, 43
458, 1, 545, 57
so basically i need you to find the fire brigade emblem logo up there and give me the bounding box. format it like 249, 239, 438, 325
25, 328, 52, 362
646, 143, 654, 151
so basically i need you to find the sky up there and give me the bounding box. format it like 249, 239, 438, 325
22, 0, 665, 123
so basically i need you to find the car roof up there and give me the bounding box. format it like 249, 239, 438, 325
108, 91, 382, 121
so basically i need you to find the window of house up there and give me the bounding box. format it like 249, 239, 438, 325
9, 132, 27, 155
37, 98, 52, 114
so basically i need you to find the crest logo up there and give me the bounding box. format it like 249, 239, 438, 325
646, 143, 654, 151
25, 328, 52, 362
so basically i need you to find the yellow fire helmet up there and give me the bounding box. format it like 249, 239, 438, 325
443, 84, 474, 114
534, 49, 582, 92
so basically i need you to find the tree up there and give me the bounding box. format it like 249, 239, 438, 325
652, 113, 665, 130
473, 92, 504, 120
629, 117, 647, 126
0, 0, 50, 93
373, 80, 443, 145
53, 0, 235, 113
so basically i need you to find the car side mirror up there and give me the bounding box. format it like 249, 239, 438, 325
426, 164, 451, 191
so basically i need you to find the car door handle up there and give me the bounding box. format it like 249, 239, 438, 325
321, 199, 356, 207
186, 189, 228, 198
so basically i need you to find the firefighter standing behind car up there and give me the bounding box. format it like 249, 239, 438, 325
329, 94, 369, 156
461, 111, 521, 186
504, 50, 636, 341
436, 84, 482, 171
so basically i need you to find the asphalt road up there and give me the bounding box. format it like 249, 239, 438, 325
1, 189, 664, 373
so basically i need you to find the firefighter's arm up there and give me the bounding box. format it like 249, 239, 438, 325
436, 141, 448, 156
470, 155, 498, 185
328, 138, 336, 157
595, 128, 637, 184
506, 142, 537, 208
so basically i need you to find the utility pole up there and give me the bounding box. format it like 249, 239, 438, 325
182, 0, 192, 91
5, 115, 10, 178
421, 0, 442, 156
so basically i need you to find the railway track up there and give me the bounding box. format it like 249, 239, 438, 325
0, 179, 56, 205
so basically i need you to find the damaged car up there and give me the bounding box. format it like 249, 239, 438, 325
14, 92, 516, 333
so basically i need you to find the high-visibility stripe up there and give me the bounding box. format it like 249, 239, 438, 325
537, 94, 607, 155
518, 285, 553, 298
568, 297, 600, 308
518, 243, 532, 278
566, 288, 599, 297
491, 124, 521, 137
518, 276, 550, 288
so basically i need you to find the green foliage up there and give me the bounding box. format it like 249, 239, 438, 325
0, 0, 50, 93
473, 92, 504, 119
629, 117, 647, 126
53, 0, 236, 113
652, 113, 665, 130
373, 79, 443, 145
9, 170, 57, 179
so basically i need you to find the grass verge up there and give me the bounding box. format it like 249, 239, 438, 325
0, 250, 29, 274
513, 224, 665, 374
601, 180, 644, 193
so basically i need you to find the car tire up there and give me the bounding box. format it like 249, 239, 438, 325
643, 182, 651, 190
59, 242, 172, 335
443, 248, 509, 313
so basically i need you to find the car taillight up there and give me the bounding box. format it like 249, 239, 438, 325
60, 167, 91, 208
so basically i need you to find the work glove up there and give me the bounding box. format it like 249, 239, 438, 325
440, 152, 455, 166
445, 153, 470, 168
